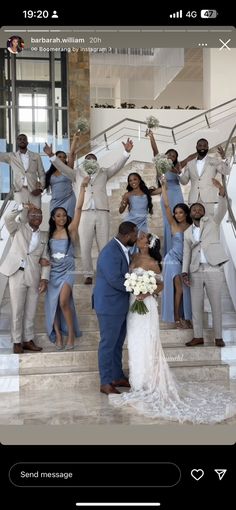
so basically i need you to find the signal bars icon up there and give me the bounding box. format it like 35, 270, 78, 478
169, 10, 183, 18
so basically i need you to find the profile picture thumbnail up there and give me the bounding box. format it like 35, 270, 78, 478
7, 35, 24, 54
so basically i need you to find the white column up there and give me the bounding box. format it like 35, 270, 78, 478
203, 48, 236, 109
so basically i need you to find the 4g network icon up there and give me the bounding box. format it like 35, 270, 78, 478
169, 9, 218, 19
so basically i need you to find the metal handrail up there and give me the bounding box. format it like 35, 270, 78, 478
76, 98, 236, 154
0, 105, 235, 223
222, 124, 236, 231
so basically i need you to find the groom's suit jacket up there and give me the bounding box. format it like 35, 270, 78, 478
92, 238, 129, 315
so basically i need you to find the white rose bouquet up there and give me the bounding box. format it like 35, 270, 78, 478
124, 269, 157, 314
81, 159, 99, 175
77, 117, 89, 133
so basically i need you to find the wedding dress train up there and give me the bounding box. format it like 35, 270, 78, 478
109, 270, 236, 424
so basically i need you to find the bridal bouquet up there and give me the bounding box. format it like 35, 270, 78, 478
77, 117, 89, 133
81, 159, 99, 175
153, 153, 173, 181
124, 269, 157, 314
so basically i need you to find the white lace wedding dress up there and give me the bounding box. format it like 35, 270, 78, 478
109, 269, 236, 424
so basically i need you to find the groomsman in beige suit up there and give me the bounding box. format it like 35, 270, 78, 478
0, 204, 50, 353
0, 134, 45, 207
178, 138, 230, 216
43, 138, 133, 284
182, 179, 228, 348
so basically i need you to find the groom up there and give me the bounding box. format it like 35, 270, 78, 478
92, 221, 138, 395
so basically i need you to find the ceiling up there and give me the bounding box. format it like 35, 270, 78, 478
90, 48, 203, 89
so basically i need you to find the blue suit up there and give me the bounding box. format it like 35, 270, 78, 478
93, 238, 129, 385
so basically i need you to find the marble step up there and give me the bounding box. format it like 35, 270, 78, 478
18, 344, 223, 374
0, 374, 19, 393
207, 312, 236, 328
2, 325, 236, 350
19, 361, 229, 393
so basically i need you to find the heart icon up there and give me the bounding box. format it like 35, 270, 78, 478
191, 469, 204, 481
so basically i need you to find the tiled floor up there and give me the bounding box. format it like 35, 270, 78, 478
0, 382, 236, 426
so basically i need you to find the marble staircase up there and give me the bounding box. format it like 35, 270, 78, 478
0, 160, 236, 393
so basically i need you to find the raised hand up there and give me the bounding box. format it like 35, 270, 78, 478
122, 138, 133, 153
43, 142, 54, 157
217, 146, 225, 159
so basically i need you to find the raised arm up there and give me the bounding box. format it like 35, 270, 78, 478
215, 146, 230, 176
161, 181, 176, 227
146, 129, 158, 157
179, 152, 197, 170
4, 203, 30, 234
106, 138, 133, 179
36, 154, 46, 189
0, 152, 11, 164
212, 178, 227, 225
68, 176, 90, 240
43, 143, 75, 182
67, 131, 81, 168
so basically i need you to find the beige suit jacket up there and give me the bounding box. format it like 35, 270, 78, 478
179, 156, 230, 204
182, 196, 229, 274
52, 152, 130, 210
0, 207, 50, 287
0, 150, 45, 192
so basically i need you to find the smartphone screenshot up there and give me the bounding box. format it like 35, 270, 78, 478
0, 7, 235, 509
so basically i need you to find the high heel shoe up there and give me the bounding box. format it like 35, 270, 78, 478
64, 344, 74, 351
55, 344, 64, 351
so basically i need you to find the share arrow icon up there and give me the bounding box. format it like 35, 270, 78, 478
214, 469, 227, 480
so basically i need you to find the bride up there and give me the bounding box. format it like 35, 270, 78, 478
109, 232, 236, 423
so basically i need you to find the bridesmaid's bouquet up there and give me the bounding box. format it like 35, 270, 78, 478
77, 117, 89, 133
146, 115, 159, 130
153, 154, 173, 181
124, 269, 157, 314
81, 159, 99, 175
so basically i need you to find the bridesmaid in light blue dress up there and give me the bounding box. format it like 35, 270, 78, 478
161, 182, 192, 327
119, 172, 153, 254
119, 172, 153, 232
147, 130, 196, 256
45, 176, 90, 350
45, 150, 76, 219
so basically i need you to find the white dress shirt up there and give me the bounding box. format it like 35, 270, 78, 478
192, 224, 208, 263
18, 150, 29, 186
114, 238, 130, 265
196, 157, 206, 177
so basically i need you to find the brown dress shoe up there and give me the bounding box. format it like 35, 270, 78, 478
84, 277, 93, 285
100, 384, 121, 395
13, 343, 24, 354
112, 379, 130, 388
185, 337, 204, 347
22, 340, 42, 352
215, 338, 225, 347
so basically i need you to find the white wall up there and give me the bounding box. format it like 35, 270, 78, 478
88, 108, 235, 170
203, 48, 236, 109
90, 109, 203, 136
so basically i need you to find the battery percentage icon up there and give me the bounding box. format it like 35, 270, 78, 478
201, 9, 218, 18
